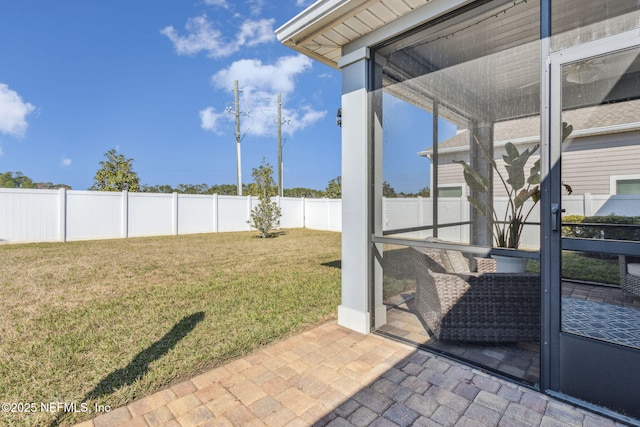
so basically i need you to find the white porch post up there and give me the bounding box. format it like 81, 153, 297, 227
337, 48, 372, 334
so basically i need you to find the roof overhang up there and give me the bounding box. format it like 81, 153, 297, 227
276, 0, 469, 69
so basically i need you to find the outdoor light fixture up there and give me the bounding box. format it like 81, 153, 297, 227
336, 108, 342, 127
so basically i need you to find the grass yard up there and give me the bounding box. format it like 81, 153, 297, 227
0, 229, 341, 427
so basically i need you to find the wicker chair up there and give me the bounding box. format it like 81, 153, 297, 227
411, 246, 541, 343
618, 255, 640, 296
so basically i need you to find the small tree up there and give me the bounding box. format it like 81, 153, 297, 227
91, 149, 140, 192
417, 186, 431, 197
0, 171, 38, 189
248, 160, 282, 238
382, 181, 396, 198
325, 176, 341, 198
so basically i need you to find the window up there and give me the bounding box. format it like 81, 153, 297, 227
437, 186, 463, 198
617, 179, 640, 195
611, 175, 640, 195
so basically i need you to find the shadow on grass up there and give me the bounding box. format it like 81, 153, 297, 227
322, 260, 342, 269
50, 311, 205, 427
251, 230, 288, 238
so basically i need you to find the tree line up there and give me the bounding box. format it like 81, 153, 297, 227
1, 149, 431, 199
0, 171, 70, 190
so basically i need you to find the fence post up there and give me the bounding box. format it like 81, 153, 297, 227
301, 197, 306, 229
172, 192, 179, 235
58, 188, 67, 242
418, 196, 423, 230
276, 196, 281, 230
122, 190, 129, 238
326, 198, 331, 231
247, 195, 252, 231
583, 193, 592, 216
213, 194, 219, 233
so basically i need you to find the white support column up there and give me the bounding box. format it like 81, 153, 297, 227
337, 49, 372, 334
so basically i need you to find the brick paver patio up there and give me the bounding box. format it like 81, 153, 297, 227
74, 321, 623, 427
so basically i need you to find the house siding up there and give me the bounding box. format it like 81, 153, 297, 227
434, 130, 640, 197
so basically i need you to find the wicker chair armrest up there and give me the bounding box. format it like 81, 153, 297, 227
474, 257, 497, 273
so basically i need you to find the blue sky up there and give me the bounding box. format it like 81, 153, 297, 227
0, 0, 343, 191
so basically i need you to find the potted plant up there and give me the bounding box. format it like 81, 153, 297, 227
454, 123, 573, 271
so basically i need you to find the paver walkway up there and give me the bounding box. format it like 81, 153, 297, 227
74, 321, 623, 427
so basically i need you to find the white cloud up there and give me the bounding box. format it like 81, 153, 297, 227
212, 55, 312, 94
161, 15, 274, 58
284, 106, 327, 135
295, 0, 314, 6
0, 83, 36, 137
201, 55, 325, 137
203, 0, 228, 7
160, 15, 234, 58
236, 19, 275, 47
248, 0, 265, 15
199, 106, 226, 134
60, 157, 72, 167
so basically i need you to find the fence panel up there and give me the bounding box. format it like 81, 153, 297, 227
178, 194, 215, 235
327, 199, 342, 232
383, 198, 421, 232
304, 199, 329, 230
217, 195, 252, 232
66, 191, 122, 241
0, 188, 59, 242
128, 193, 174, 237
278, 197, 304, 229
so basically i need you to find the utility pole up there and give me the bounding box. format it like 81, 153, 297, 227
277, 93, 283, 197
234, 80, 242, 196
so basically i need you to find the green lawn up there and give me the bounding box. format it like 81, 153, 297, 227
0, 229, 341, 427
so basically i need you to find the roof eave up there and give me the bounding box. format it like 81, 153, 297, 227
276, 0, 373, 70
275, 0, 350, 44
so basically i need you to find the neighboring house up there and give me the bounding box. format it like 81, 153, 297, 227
277, 0, 640, 422
420, 100, 640, 198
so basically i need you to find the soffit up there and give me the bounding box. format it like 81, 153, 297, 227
276, 0, 434, 69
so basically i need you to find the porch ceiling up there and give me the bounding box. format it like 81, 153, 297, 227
275, 0, 435, 69
277, 0, 640, 125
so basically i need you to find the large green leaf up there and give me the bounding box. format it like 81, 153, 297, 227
467, 196, 490, 218
514, 187, 539, 209
453, 160, 490, 193
504, 143, 539, 191
562, 122, 573, 142
528, 158, 540, 185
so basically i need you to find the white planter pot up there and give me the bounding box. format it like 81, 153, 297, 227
491, 255, 528, 273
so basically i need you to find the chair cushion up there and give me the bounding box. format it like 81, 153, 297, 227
628, 263, 640, 276
423, 237, 471, 273
444, 250, 471, 273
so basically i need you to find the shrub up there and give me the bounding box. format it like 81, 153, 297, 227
247, 160, 282, 238
561, 215, 585, 238
582, 215, 640, 241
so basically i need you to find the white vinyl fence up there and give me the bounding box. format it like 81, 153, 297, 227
0, 188, 341, 243
382, 193, 640, 248
1, 188, 637, 244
